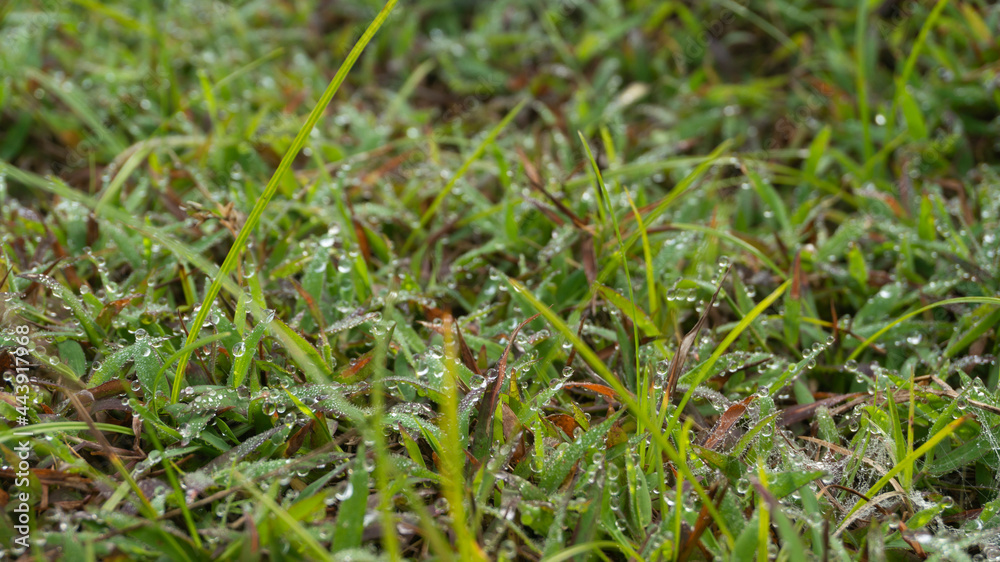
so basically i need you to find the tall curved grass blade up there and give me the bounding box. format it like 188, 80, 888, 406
170, 0, 400, 402
847, 297, 1000, 360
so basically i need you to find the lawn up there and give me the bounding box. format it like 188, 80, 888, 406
1, 0, 999, 560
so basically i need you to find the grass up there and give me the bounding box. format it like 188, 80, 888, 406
1, 0, 999, 560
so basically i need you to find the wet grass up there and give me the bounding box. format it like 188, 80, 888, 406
1, 0, 1000, 560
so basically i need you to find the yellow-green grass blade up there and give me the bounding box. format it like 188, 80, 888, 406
664, 279, 792, 436
235, 472, 334, 562
170, 0, 400, 403
842, 416, 966, 524
885, 0, 952, 137
596, 140, 732, 283
539, 541, 628, 562
402, 97, 528, 251
847, 297, 1000, 361
579, 131, 642, 396
667, 223, 787, 279
0, 422, 134, 445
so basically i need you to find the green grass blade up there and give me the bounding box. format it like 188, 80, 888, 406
847, 297, 1000, 360
842, 416, 966, 523
507, 276, 735, 546
332, 444, 369, 551
743, 163, 792, 238
170, 0, 400, 403
440, 318, 482, 560
885, 0, 952, 137
0, 422, 134, 445
403, 97, 528, 251
235, 472, 334, 561
665, 279, 791, 436
854, 0, 873, 164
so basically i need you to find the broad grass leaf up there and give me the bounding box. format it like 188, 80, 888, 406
597, 285, 659, 336
229, 320, 269, 387
332, 445, 370, 551
539, 410, 623, 492
766, 470, 825, 499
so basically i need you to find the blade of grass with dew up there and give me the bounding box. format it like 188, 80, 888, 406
267, 318, 367, 424
234, 472, 334, 562
402, 97, 528, 251
331, 444, 369, 551
170, 0, 399, 403
757, 471, 771, 561
579, 132, 643, 412
596, 140, 732, 283
506, 275, 735, 546
663, 279, 791, 436
886, 362, 907, 477
18, 273, 103, 351
307, 150, 373, 299
440, 317, 484, 561
230, 321, 269, 388
597, 285, 659, 336
905, 361, 918, 490
742, 162, 792, 239
0, 422, 134, 446
668, 223, 787, 279
855, 0, 873, 165
847, 297, 1000, 360
944, 305, 1000, 358
369, 304, 403, 560
281, 386, 333, 444
269, 317, 332, 382
841, 416, 967, 525
675, 418, 692, 556
151, 332, 232, 406
884, 0, 952, 138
